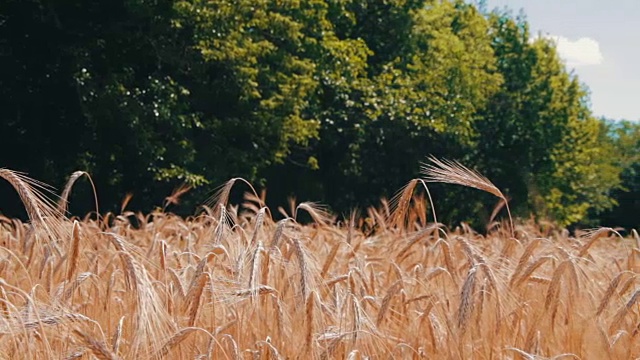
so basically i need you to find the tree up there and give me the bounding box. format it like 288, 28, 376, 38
0, 0, 626, 227
475, 11, 621, 226
597, 120, 640, 229
271, 0, 503, 218
0, 0, 206, 214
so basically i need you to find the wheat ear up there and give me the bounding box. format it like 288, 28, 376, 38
458, 265, 478, 332
248, 241, 264, 296
610, 289, 640, 333
269, 218, 292, 250
66, 220, 81, 283
577, 228, 615, 258
292, 238, 310, 300
320, 242, 341, 278
377, 280, 403, 326
421, 156, 513, 234
154, 327, 199, 358
296, 202, 333, 227
57, 171, 99, 216
205, 177, 261, 212
304, 291, 316, 353
0, 169, 66, 242
250, 207, 267, 245
389, 179, 419, 231
510, 239, 542, 286
112, 316, 125, 354
73, 329, 121, 360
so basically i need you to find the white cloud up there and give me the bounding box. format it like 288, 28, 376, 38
546, 35, 604, 67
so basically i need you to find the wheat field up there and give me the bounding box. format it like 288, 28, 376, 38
0, 167, 639, 359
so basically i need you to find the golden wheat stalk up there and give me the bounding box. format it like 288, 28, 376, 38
0, 169, 67, 244
58, 171, 99, 216
295, 202, 334, 227
421, 156, 513, 234
65, 220, 81, 283
458, 265, 478, 332
153, 327, 200, 358
389, 179, 438, 231
205, 177, 261, 215
73, 329, 121, 360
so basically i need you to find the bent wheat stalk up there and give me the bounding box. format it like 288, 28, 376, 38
58, 171, 99, 216
0, 169, 66, 241
389, 179, 438, 231
421, 156, 513, 235
205, 177, 262, 215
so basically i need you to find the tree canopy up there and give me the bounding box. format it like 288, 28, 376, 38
1, 0, 637, 228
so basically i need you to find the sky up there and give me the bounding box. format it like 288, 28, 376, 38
484, 0, 639, 121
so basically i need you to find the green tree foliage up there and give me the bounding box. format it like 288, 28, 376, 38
1, 0, 205, 212
175, 0, 326, 162
598, 120, 640, 229
270, 0, 503, 216
475, 12, 622, 226
0, 0, 634, 227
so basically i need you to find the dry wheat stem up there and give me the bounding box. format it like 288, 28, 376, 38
0, 171, 636, 358
421, 156, 513, 234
